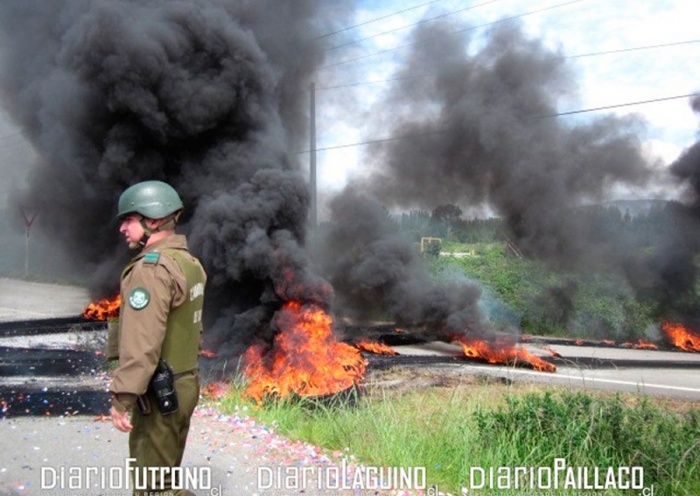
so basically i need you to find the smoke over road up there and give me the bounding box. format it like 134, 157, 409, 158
313, 17, 661, 341
359, 19, 654, 268
0, 0, 350, 355
659, 96, 700, 321
319, 17, 700, 331
0, 2, 695, 357
671, 96, 700, 208
318, 185, 483, 337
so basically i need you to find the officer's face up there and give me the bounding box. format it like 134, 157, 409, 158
119, 214, 145, 249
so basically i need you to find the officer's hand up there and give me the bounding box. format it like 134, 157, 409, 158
110, 406, 133, 433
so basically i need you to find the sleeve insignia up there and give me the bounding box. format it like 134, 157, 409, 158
128, 287, 150, 310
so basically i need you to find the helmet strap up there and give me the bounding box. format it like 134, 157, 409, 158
155, 211, 181, 232
137, 211, 182, 248
137, 216, 153, 248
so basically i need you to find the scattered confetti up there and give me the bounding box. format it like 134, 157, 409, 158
190, 405, 431, 495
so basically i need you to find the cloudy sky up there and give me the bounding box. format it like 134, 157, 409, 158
310, 0, 700, 203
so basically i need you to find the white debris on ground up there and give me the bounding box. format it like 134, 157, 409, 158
0, 330, 106, 350
0, 278, 441, 496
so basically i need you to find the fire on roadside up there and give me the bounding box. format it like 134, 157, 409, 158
569, 338, 658, 350
201, 382, 230, 400
661, 322, 700, 352
243, 301, 366, 403
83, 295, 121, 320
354, 340, 399, 356
451, 335, 557, 373
621, 339, 658, 350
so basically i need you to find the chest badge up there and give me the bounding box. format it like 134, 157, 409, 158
128, 287, 150, 310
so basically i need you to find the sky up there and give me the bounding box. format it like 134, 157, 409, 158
0, 0, 699, 214
309, 0, 700, 210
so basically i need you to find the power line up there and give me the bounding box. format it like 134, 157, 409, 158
325, 0, 503, 52
318, 74, 432, 91
313, 0, 449, 40
319, 0, 588, 70
317, 38, 700, 91
567, 39, 700, 59
302, 129, 446, 154
539, 92, 700, 118
299, 92, 700, 154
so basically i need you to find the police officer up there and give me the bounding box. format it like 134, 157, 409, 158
109, 180, 207, 496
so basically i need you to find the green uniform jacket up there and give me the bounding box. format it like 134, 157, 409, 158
109, 234, 206, 411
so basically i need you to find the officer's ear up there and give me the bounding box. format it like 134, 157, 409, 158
144, 217, 162, 230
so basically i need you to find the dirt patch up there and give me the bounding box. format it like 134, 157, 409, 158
364, 364, 512, 398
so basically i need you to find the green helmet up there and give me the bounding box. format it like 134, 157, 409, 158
117, 180, 184, 220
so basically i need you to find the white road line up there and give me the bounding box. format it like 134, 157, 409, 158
499, 367, 700, 393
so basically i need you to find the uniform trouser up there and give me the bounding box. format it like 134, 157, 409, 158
129, 371, 199, 496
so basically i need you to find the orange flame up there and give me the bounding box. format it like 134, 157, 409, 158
200, 349, 217, 358
452, 335, 556, 372
621, 339, 658, 350
354, 340, 399, 356
243, 301, 366, 403
661, 322, 700, 352
83, 295, 121, 320
201, 382, 230, 400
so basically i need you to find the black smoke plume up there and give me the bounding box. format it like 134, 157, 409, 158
0, 0, 350, 358
657, 96, 700, 321
314, 16, 678, 337
318, 185, 484, 339
671, 96, 700, 210
362, 19, 654, 268
2, 1, 695, 356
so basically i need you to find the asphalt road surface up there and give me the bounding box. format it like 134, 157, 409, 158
0, 278, 89, 323
0, 279, 371, 496
393, 340, 700, 400
2, 278, 700, 496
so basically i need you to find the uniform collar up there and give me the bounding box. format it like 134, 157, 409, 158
138, 234, 188, 256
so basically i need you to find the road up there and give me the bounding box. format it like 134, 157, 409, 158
0, 278, 88, 323
2, 278, 700, 495
0, 279, 376, 496
392, 340, 700, 400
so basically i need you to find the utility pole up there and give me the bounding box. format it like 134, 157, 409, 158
309, 81, 317, 231
20, 208, 38, 278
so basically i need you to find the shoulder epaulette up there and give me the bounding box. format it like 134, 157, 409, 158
143, 252, 161, 264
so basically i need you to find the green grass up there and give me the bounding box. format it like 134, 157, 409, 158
214, 377, 700, 495
430, 242, 659, 340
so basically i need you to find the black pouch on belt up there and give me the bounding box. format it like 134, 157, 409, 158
149, 359, 179, 415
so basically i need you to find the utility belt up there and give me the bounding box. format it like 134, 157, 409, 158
136, 360, 198, 416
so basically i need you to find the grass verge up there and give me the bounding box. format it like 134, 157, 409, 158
215, 372, 700, 495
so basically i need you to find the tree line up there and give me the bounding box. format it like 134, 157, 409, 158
397, 200, 681, 248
